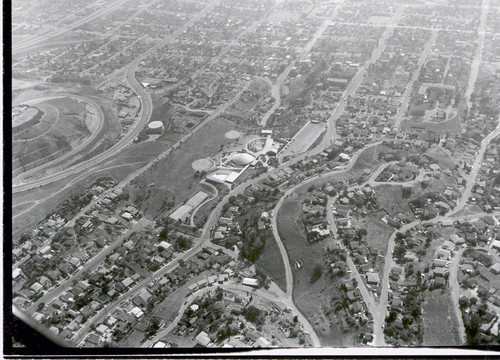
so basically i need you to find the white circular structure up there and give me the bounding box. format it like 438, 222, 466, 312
147, 121, 164, 134
192, 158, 214, 171
227, 152, 255, 166
225, 130, 242, 139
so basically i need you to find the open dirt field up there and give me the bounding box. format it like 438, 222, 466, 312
13, 97, 91, 172
191, 158, 214, 172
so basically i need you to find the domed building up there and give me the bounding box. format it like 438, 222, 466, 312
227, 152, 255, 167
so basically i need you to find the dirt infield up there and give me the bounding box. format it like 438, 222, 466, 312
191, 158, 214, 171
225, 130, 242, 139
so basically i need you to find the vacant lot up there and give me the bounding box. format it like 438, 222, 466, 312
424, 145, 456, 169
375, 184, 414, 220
277, 196, 350, 346
256, 227, 287, 293
127, 117, 237, 220
352, 145, 382, 172
13, 98, 90, 172
359, 215, 394, 254
422, 290, 461, 346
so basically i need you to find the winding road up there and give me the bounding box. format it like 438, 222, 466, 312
12, 2, 216, 194
12, 95, 105, 186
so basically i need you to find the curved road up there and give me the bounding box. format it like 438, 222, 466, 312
13, 95, 105, 186
13, 3, 215, 194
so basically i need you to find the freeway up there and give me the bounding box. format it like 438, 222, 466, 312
12, 3, 216, 194
13, 0, 132, 54
12, 95, 105, 186
14, 77, 252, 270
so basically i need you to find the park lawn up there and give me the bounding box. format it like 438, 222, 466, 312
422, 289, 461, 346
126, 117, 237, 220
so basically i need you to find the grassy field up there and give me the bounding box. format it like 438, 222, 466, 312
277, 195, 349, 346
348, 145, 383, 180
359, 215, 394, 254
478, 265, 500, 289
422, 289, 461, 346
408, 110, 461, 134
118, 328, 146, 347
126, 117, 238, 220
256, 227, 287, 293
152, 276, 193, 323
424, 145, 456, 169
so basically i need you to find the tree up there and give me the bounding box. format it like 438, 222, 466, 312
402, 186, 412, 199
386, 310, 397, 323
242, 305, 264, 325
310, 264, 323, 284
393, 243, 406, 262
175, 236, 192, 251
459, 297, 469, 309
146, 318, 160, 339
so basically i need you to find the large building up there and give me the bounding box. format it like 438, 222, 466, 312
227, 153, 255, 167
